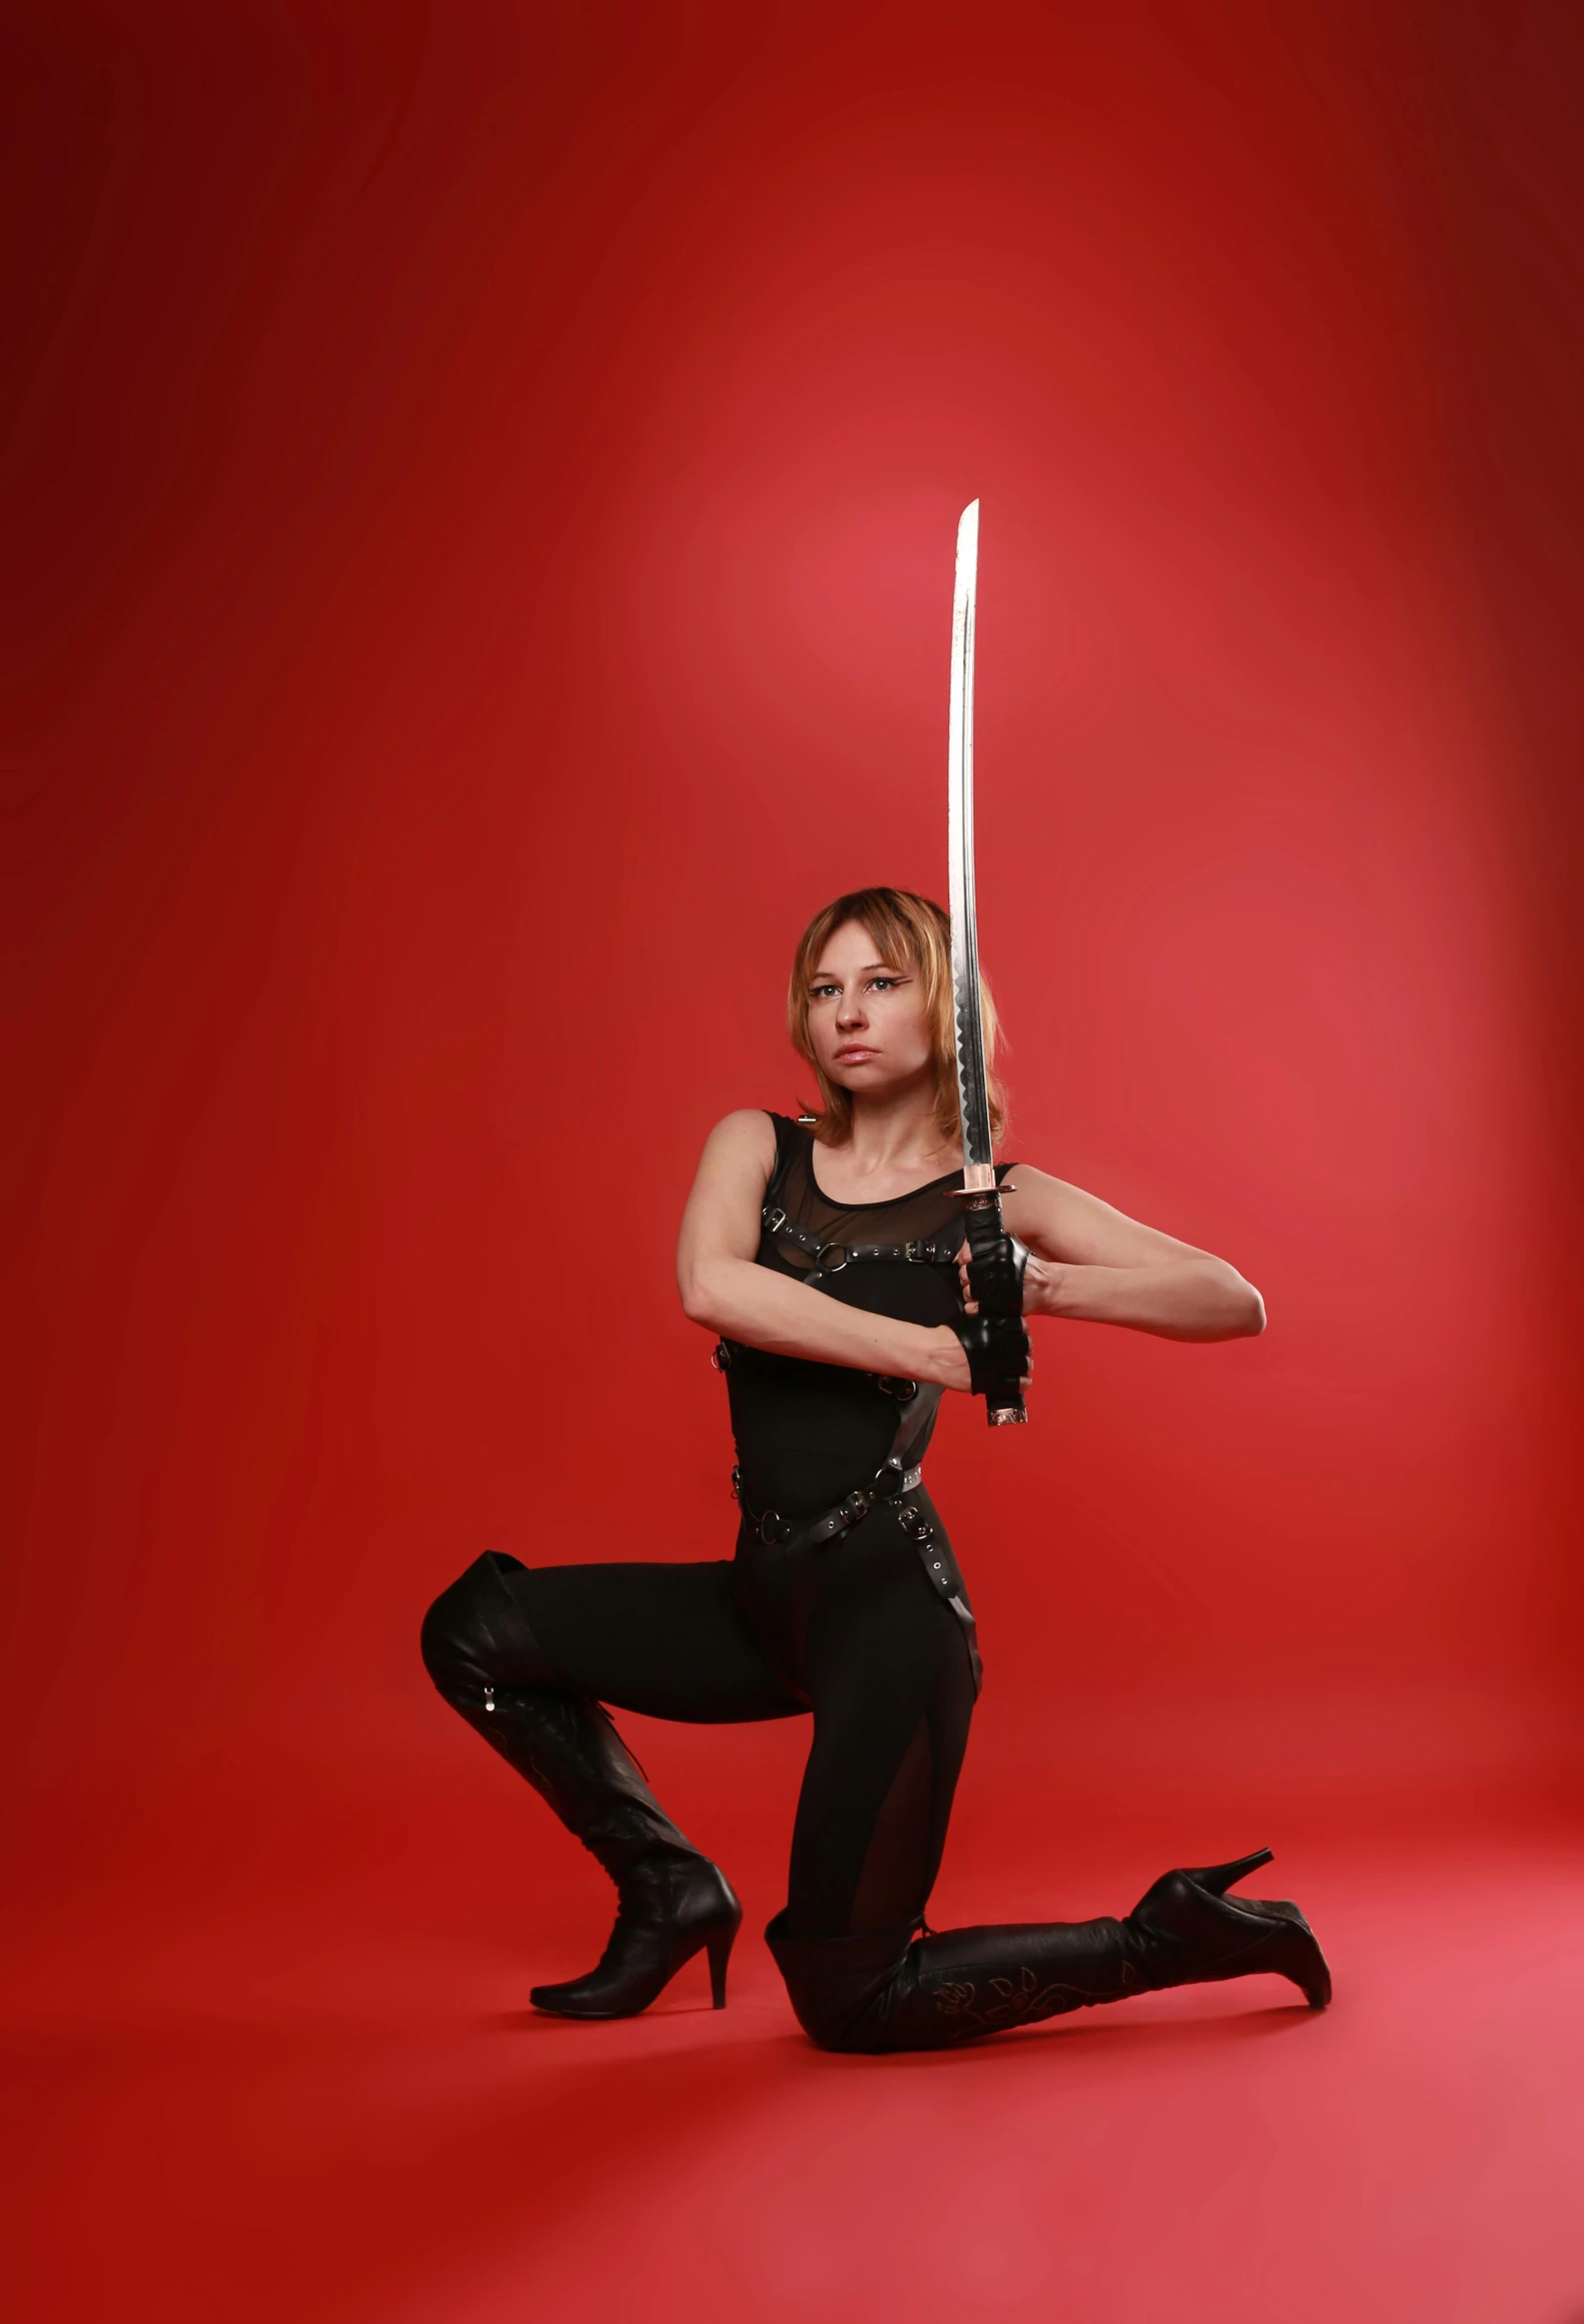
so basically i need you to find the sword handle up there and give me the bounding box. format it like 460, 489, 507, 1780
958, 1193, 1030, 1428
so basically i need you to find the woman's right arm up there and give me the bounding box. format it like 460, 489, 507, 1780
676, 1112, 972, 1389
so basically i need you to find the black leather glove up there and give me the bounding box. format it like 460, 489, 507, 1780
949, 1310, 1031, 1396
965, 1229, 1028, 1316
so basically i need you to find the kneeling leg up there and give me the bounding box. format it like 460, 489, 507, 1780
421, 1550, 797, 2016
764, 1573, 1328, 2052
771, 1851, 1331, 2051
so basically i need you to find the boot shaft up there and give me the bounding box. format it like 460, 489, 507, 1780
450, 1680, 693, 1878
766, 1911, 1137, 2053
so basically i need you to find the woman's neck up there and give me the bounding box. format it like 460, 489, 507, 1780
830, 1087, 961, 1185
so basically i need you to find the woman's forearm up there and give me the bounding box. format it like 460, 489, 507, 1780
682, 1256, 961, 1384
1032, 1257, 1264, 1340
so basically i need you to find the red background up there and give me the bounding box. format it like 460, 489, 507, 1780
4, 5, 1582, 2320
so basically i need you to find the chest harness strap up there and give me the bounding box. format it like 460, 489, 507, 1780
762, 1204, 959, 1289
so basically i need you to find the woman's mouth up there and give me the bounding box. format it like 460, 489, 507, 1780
833, 1047, 878, 1064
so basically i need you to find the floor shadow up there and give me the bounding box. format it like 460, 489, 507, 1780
488, 1998, 737, 2032
774, 1993, 1323, 2075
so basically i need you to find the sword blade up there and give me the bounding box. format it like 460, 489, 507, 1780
947, 499, 996, 1191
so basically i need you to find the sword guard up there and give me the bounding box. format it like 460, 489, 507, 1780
950, 1184, 1016, 1209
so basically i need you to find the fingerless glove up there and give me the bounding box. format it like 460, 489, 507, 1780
948, 1310, 1031, 1395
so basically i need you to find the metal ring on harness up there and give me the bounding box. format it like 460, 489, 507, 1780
735, 1461, 925, 1553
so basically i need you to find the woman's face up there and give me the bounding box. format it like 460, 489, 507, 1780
805, 919, 935, 1103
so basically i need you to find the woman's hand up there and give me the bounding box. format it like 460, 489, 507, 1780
954, 1246, 1057, 1316
929, 1318, 1034, 1395
943, 1239, 1038, 1395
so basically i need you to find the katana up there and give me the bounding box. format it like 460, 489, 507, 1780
947, 500, 1029, 1425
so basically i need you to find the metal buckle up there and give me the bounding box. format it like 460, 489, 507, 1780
816, 1243, 849, 1273
758, 1508, 792, 1547
837, 1489, 870, 1527
764, 1206, 789, 1235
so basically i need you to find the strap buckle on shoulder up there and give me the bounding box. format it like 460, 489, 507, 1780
763, 1205, 789, 1235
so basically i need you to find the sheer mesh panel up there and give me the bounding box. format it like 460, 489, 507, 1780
724, 1118, 1014, 1516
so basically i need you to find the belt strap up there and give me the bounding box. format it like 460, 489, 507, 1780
734, 1461, 923, 1550
733, 1459, 972, 1672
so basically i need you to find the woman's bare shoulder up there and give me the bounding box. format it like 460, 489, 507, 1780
694, 1110, 780, 1175
706, 1108, 780, 1148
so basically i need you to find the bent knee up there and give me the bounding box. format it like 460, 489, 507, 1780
420, 1550, 557, 1696
419, 1551, 514, 1689
766, 1912, 910, 2053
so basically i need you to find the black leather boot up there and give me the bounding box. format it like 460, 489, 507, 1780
767, 1909, 1144, 2052
767, 1848, 1329, 2053
422, 1554, 742, 2018
1122, 1847, 1331, 2009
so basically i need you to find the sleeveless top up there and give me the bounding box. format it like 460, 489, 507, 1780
719, 1114, 1016, 1520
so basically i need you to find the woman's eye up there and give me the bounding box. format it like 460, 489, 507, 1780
870, 978, 897, 992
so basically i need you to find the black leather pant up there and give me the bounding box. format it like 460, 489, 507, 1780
423, 1502, 1326, 2049
421, 1488, 977, 1948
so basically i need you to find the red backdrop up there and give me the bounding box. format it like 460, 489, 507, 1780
5, 0, 1582, 1938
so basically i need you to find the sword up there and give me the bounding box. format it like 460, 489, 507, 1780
947, 499, 1029, 1426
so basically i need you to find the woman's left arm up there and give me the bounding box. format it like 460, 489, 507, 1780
996, 1166, 1265, 1342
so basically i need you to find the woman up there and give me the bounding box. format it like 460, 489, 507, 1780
421, 887, 1329, 2051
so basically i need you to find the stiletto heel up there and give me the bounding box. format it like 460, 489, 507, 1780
531, 1856, 743, 2019
707, 1922, 736, 2009
1185, 1847, 1274, 1897
1126, 1847, 1332, 2010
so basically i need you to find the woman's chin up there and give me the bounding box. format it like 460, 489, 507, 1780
827, 1066, 927, 1103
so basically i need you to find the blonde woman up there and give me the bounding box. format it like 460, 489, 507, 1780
421, 888, 1329, 2050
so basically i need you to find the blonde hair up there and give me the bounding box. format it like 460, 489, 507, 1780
787, 887, 1007, 1149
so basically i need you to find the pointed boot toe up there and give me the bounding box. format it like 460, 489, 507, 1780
531, 1854, 743, 2019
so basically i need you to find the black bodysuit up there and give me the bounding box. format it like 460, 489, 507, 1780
435, 1116, 1006, 1941
422, 1116, 1332, 2043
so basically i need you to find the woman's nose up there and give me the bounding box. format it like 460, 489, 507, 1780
835, 991, 865, 1027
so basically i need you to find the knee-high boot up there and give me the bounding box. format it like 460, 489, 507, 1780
421, 1553, 741, 2018
767, 1848, 1330, 2053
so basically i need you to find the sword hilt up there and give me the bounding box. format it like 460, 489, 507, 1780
953, 1188, 1030, 1427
